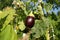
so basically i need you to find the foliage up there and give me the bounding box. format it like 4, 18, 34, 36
0, 25, 17, 40
0, 0, 13, 10
0, 0, 60, 40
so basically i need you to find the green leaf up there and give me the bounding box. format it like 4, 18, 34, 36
3, 14, 14, 27
18, 21, 26, 31
0, 11, 8, 19
0, 25, 17, 40
0, 7, 15, 19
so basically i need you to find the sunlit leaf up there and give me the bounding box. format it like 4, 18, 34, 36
18, 21, 26, 31
0, 25, 17, 40
1, 7, 16, 30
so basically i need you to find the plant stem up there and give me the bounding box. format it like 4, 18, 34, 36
45, 27, 50, 40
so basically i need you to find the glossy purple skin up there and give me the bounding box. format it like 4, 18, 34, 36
25, 16, 35, 28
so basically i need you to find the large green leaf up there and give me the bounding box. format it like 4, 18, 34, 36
0, 25, 17, 40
